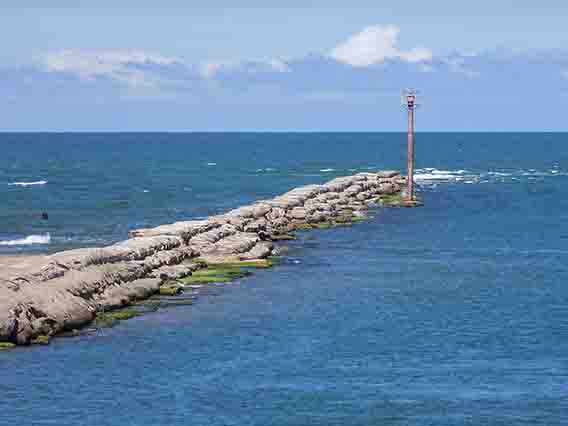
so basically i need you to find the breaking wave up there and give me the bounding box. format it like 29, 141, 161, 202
415, 167, 568, 185
0, 234, 51, 246
8, 180, 48, 187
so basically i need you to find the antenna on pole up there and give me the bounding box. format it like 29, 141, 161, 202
401, 88, 422, 206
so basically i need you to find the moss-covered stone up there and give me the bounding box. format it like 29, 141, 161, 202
209, 259, 273, 269
180, 267, 247, 284
192, 268, 250, 278
179, 260, 273, 285
350, 215, 366, 223
266, 255, 282, 264
94, 308, 138, 328
182, 275, 233, 284
57, 328, 96, 338
154, 297, 195, 307
0, 342, 16, 350
31, 335, 50, 345
295, 223, 316, 231
159, 285, 184, 296
376, 192, 405, 206
314, 222, 332, 229
270, 234, 296, 241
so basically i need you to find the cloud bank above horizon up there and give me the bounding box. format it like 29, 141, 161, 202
2, 24, 568, 131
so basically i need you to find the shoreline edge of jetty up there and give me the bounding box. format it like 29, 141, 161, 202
0, 170, 411, 347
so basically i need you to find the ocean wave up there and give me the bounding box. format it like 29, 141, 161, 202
414, 169, 467, 182
415, 167, 568, 186
0, 233, 51, 246
320, 168, 335, 172
8, 180, 48, 187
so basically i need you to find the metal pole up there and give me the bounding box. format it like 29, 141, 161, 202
406, 99, 415, 201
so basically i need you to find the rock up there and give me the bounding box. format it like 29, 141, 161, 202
376, 170, 400, 178
244, 218, 268, 233
344, 184, 363, 196
239, 241, 274, 260
98, 278, 162, 310
209, 232, 259, 255
129, 220, 218, 240
307, 211, 327, 223
266, 207, 286, 221
250, 203, 272, 218
289, 207, 308, 220
149, 265, 194, 281
378, 183, 397, 194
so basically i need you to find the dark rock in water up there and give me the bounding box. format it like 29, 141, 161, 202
0, 170, 404, 345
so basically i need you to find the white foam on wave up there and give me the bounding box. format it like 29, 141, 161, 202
320, 168, 335, 172
415, 167, 568, 186
486, 172, 511, 176
0, 233, 51, 246
207, 162, 217, 166
414, 168, 466, 181
8, 180, 48, 187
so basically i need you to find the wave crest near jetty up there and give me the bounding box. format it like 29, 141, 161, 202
0, 234, 51, 246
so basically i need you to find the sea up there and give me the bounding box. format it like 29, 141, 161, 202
0, 132, 567, 425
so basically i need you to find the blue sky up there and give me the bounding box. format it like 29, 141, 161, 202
2, 2, 568, 131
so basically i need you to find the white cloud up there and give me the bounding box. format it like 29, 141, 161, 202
43, 49, 180, 87
330, 24, 432, 67
200, 58, 290, 78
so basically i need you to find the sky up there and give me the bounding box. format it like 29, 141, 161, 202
2, 1, 568, 131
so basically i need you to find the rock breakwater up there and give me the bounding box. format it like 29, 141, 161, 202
0, 171, 404, 346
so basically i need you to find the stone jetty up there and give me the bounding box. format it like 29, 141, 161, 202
0, 171, 404, 346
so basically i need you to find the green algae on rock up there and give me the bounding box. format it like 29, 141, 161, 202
207, 259, 273, 269
182, 275, 235, 284
376, 192, 406, 206
270, 234, 296, 241
0, 342, 16, 350
180, 266, 250, 284
159, 284, 184, 296
266, 256, 283, 264
31, 335, 50, 345
94, 308, 138, 328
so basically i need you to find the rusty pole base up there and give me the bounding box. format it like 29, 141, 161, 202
401, 199, 424, 208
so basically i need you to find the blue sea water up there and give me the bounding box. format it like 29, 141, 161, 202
1, 133, 568, 425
